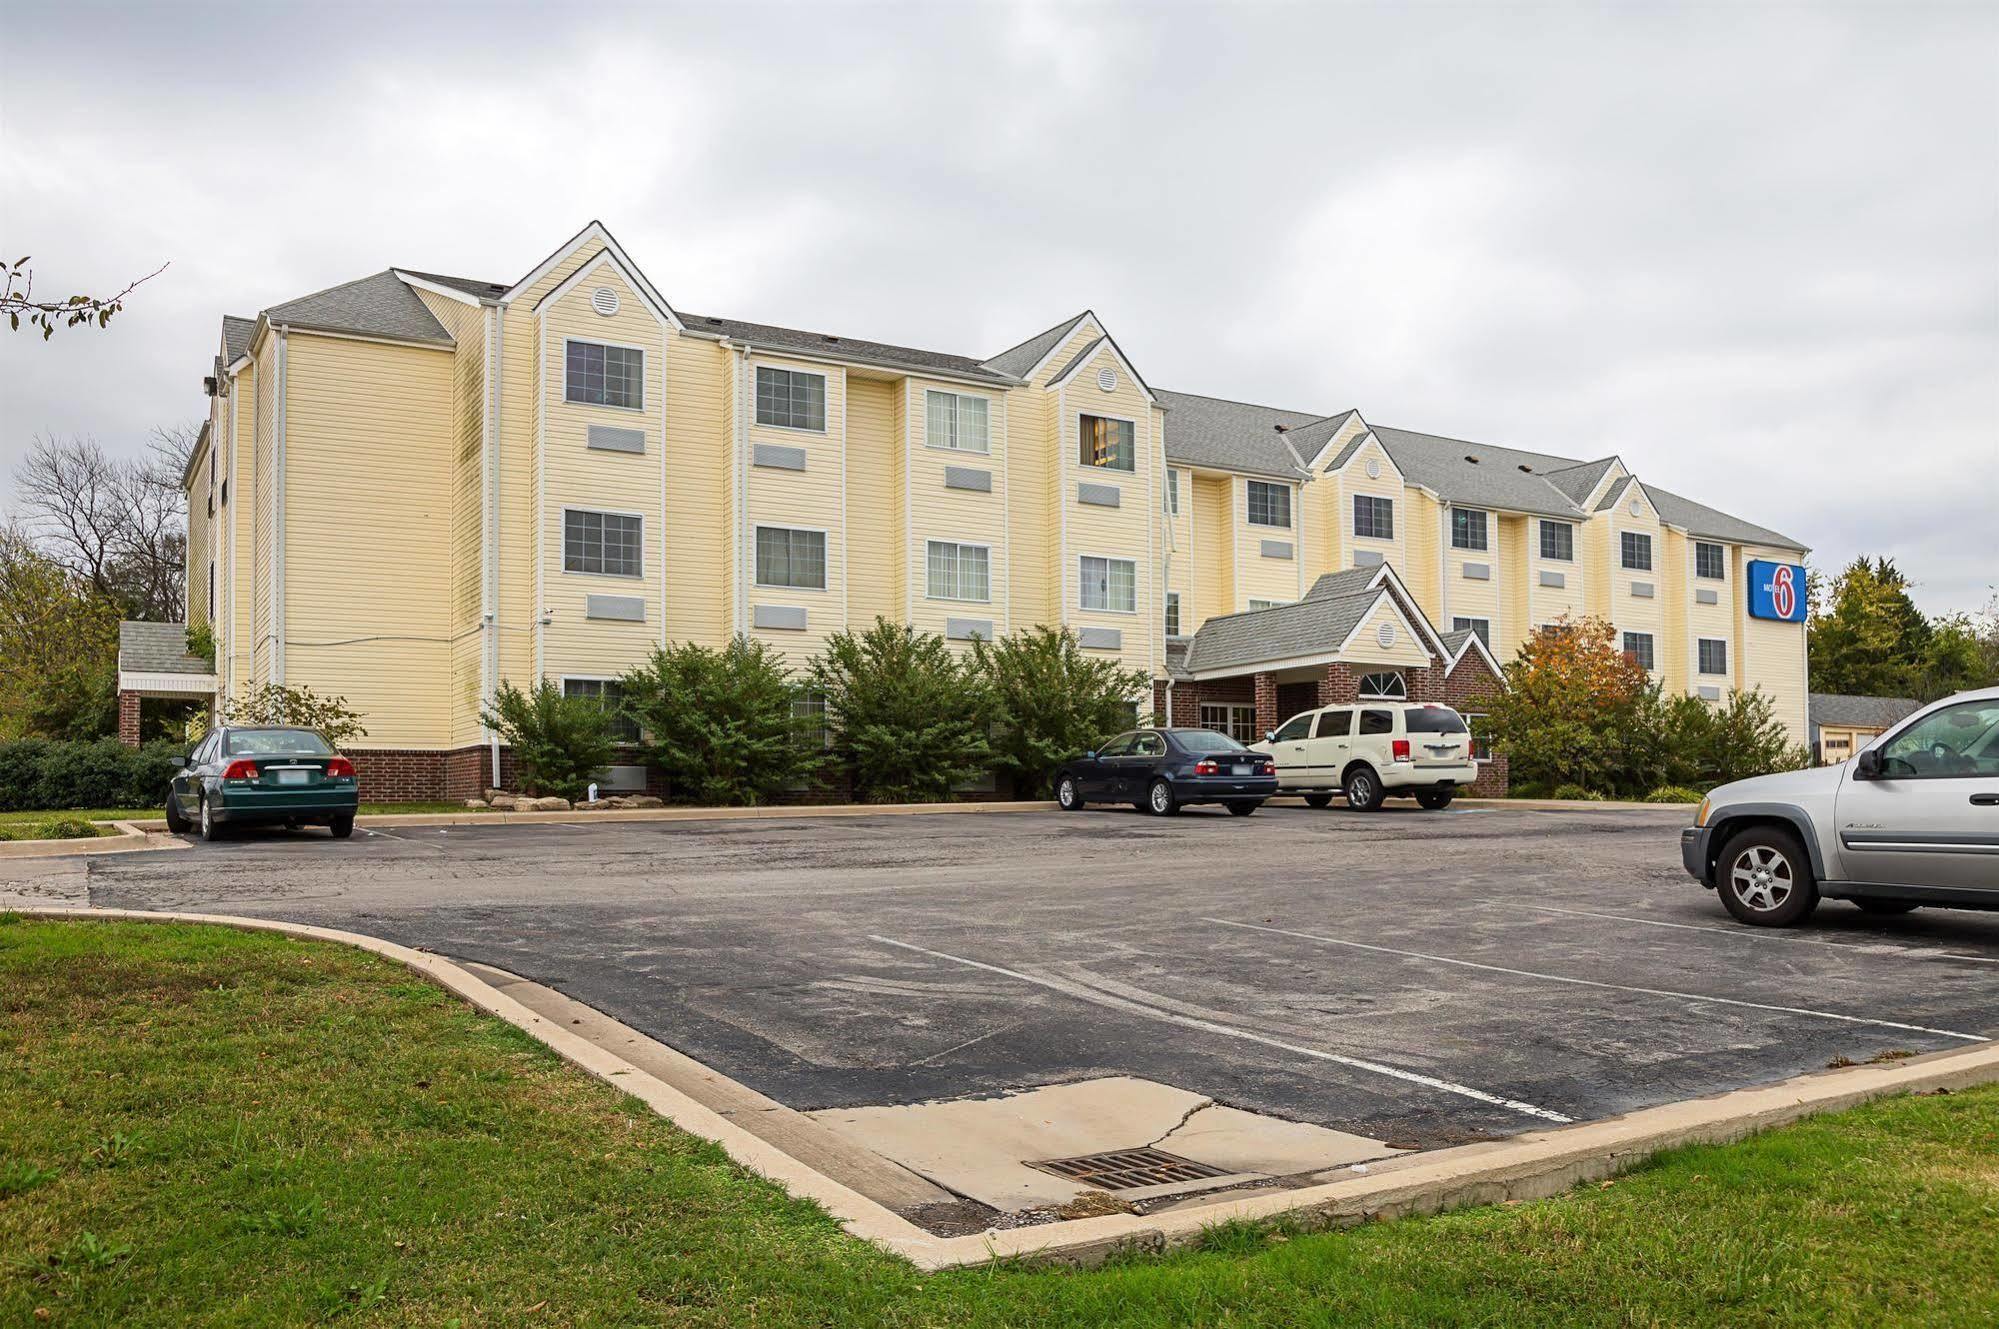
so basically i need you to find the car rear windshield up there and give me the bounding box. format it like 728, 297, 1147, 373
225, 729, 334, 756
1404, 707, 1469, 734
1175, 731, 1246, 754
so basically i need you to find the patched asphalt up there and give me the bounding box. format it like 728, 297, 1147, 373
25, 803, 1999, 1147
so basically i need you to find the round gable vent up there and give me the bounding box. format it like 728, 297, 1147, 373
1628, 498, 1643, 517
1365, 456, 1381, 480
1376, 621, 1397, 649
1097, 366, 1117, 392
591, 286, 621, 317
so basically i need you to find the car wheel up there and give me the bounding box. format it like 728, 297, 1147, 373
1717, 827, 1818, 927
1344, 766, 1384, 812
1056, 776, 1085, 811
1147, 779, 1180, 817
1226, 800, 1261, 817
198, 795, 227, 842
328, 814, 355, 840
1415, 790, 1454, 811
1303, 792, 1334, 809
164, 794, 189, 834
1853, 899, 1919, 916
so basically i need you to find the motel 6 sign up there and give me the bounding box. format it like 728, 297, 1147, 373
1748, 559, 1807, 623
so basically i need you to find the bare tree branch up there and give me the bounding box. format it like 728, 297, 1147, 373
11, 432, 189, 621
2, 256, 169, 339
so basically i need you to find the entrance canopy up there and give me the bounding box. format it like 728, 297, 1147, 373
117, 621, 217, 698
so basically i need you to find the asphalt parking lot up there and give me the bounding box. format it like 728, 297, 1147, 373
12, 803, 1997, 1148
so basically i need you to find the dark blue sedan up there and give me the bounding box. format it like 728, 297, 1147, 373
1055, 728, 1278, 816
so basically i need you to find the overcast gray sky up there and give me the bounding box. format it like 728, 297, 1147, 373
4, 0, 1994, 613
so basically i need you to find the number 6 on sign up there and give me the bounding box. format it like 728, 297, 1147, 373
1748, 560, 1807, 622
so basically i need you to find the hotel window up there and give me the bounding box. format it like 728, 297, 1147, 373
791, 688, 830, 750
1248, 598, 1285, 611
1698, 638, 1729, 675
1354, 494, 1394, 540
1464, 713, 1492, 761
1622, 631, 1656, 671
1164, 592, 1181, 637
1247, 481, 1291, 528
754, 526, 826, 590
1451, 508, 1489, 551
1539, 519, 1574, 561
563, 509, 643, 578
1078, 414, 1134, 471
1358, 672, 1407, 700
1452, 616, 1491, 647
755, 366, 826, 431
1621, 531, 1653, 571
565, 340, 644, 410
925, 540, 990, 602
1200, 703, 1258, 744
1080, 555, 1136, 612
563, 678, 640, 743
925, 390, 989, 454
1166, 469, 1180, 516
1695, 541, 1726, 579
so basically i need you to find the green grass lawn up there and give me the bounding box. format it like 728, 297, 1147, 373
3, 918, 1993, 1327
0, 810, 151, 829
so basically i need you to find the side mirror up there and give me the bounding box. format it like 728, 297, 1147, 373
1265, 731, 1277, 744
170, 756, 187, 769
1853, 748, 1882, 780
1082, 750, 1097, 761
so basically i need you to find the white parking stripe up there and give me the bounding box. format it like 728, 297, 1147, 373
1517, 903, 1999, 965
1208, 918, 1988, 1043
868, 934, 1573, 1123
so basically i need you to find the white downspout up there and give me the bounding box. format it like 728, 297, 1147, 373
272, 326, 289, 685
733, 343, 751, 636
483, 302, 503, 789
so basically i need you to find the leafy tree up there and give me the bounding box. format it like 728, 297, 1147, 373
1482, 617, 1651, 794
1656, 687, 1807, 789
0, 531, 119, 741
1912, 611, 1998, 701
809, 618, 990, 803
479, 680, 613, 799
2, 255, 166, 339
226, 683, 368, 746
1808, 557, 1932, 697
969, 626, 1148, 796
620, 637, 824, 805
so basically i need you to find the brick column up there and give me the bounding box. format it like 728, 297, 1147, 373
1407, 665, 1443, 702
1253, 672, 1279, 739
1152, 679, 1171, 726
117, 691, 142, 747
1319, 663, 1359, 705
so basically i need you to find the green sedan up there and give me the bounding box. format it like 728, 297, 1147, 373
165, 725, 360, 841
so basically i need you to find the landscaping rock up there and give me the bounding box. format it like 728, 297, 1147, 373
484, 788, 508, 803
487, 794, 518, 811
518, 796, 571, 812
623, 795, 665, 809
573, 799, 610, 812
464, 799, 489, 809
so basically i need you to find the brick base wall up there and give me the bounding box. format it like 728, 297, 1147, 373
118, 691, 142, 748
1152, 677, 1254, 728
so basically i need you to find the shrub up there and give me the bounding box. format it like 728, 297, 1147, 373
1549, 783, 1604, 802
480, 681, 615, 799
224, 683, 367, 746
1644, 785, 1706, 804
809, 618, 990, 803
0, 738, 183, 812
1482, 618, 1651, 795
185, 623, 217, 670
969, 626, 1150, 797
621, 637, 824, 805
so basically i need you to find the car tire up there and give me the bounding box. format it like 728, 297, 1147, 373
1226, 800, 1261, 817
1303, 792, 1334, 809
1147, 779, 1180, 817
1853, 898, 1919, 916
164, 795, 189, 835
1717, 826, 1818, 927
198, 795, 227, 842
1343, 766, 1385, 812
1415, 790, 1454, 811
328, 814, 356, 840
1056, 776, 1085, 811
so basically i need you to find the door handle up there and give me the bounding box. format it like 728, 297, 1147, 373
1972, 793, 1999, 806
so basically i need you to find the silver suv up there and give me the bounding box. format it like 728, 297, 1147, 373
1683, 686, 1999, 926
1252, 702, 1478, 811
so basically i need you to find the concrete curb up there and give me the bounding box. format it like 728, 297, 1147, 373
14, 906, 1995, 1271
0, 821, 186, 860
119, 799, 1059, 836
1454, 797, 1695, 811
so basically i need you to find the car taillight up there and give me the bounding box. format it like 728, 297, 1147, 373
1261, 760, 1276, 776
222, 759, 258, 780
1392, 739, 1411, 761
1194, 759, 1218, 776
325, 757, 355, 778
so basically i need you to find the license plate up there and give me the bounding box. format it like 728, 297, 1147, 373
1232, 764, 1253, 776
274, 768, 310, 785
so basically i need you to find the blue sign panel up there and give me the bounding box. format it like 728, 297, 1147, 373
1747, 559, 1806, 622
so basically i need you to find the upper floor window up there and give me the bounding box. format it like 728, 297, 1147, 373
563, 509, 643, 578
1166, 469, 1180, 516
1622, 631, 1656, 671
756, 366, 825, 432
1452, 615, 1491, 647
1079, 414, 1134, 472
1539, 519, 1574, 561
1247, 481, 1291, 529
1354, 494, 1394, 541
1248, 598, 1285, 611
1451, 508, 1489, 551
754, 526, 826, 590
1620, 531, 1653, 572
1695, 541, 1726, 579
564, 678, 641, 743
925, 390, 989, 454
566, 340, 644, 410
1164, 591, 1181, 636
1698, 638, 1728, 676
925, 540, 990, 602
1080, 555, 1136, 612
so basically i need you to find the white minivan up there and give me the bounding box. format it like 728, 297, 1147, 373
1251, 702, 1479, 811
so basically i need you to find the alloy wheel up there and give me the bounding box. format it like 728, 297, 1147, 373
199, 797, 212, 838
1151, 782, 1171, 814
1058, 778, 1076, 809
1730, 845, 1794, 912
1347, 774, 1374, 808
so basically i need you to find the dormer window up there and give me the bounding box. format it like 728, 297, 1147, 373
566, 340, 644, 410
1246, 481, 1291, 528
1079, 414, 1134, 471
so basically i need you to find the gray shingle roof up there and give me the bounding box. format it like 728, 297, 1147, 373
1440, 628, 1475, 657
263, 270, 452, 345
222, 315, 255, 364
1276, 410, 1358, 465
983, 312, 1091, 379
118, 621, 211, 676
399, 269, 509, 300
1541, 457, 1618, 506
1045, 335, 1106, 387
1304, 567, 1376, 600
1645, 483, 1804, 551
679, 311, 1014, 383
1367, 425, 1589, 520
1156, 389, 1319, 478
1183, 588, 1387, 674
1810, 693, 1922, 730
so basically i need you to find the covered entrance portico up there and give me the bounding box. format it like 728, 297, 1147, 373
116, 621, 217, 746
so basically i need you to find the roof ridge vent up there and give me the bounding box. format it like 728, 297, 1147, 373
1518, 463, 1533, 472
1464, 454, 1480, 464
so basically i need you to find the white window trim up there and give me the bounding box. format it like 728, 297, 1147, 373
752, 523, 831, 593
1357, 672, 1407, 701
560, 674, 640, 741
1450, 506, 1491, 552
562, 336, 648, 414
1537, 518, 1576, 563
1352, 493, 1396, 542
1695, 541, 1728, 580
754, 364, 830, 435
1165, 590, 1182, 636
1618, 528, 1655, 573
1199, 701, 1259, 743
1621, 630, 1658, 672
1077, 551, 1139, 615
559, 505, 647, 580
1462, 710, 1494, 763
1166, 468, 1180, 516
1697, 637, 1729, 675
922, 388, 993, 456
1074, 410, 1140, 475
1248, 598, 1287, 611
924, 539, 993, 604
1452, 615, 1492, 643
1245, 479, 1294, 530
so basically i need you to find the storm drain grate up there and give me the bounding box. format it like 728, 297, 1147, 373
1027, 1147, 1232, 1191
